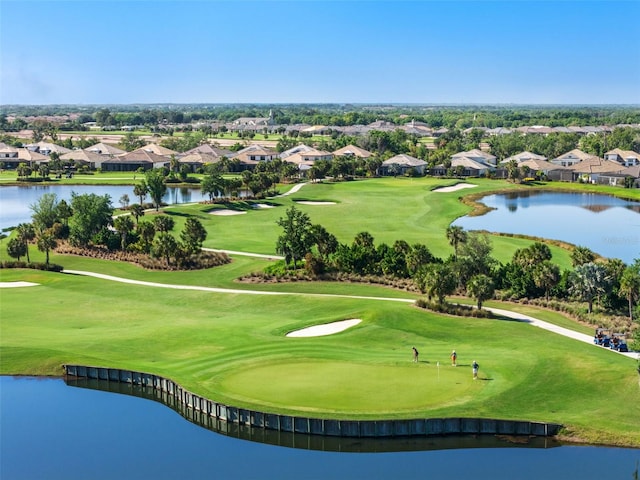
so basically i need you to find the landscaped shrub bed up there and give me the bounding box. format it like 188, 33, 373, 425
1, 260, 63, 272
55, 243, 230, 271
415, 298, 494, 318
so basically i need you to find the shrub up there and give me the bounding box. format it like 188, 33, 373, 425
0, 261, 63, 272
415, 299, 494, 318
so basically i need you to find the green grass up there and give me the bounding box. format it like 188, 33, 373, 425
2, 176, 640, 446
1, 266, 638, 446
161, 177, 574, 267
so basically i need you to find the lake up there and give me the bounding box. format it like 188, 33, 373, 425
1, 376, 638, 480
453, 191, 640, 264
0, 184, 208, 231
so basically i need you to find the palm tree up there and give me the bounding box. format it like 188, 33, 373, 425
16, 162, 32, 180
619, 263, 640, 321
571, 246, 596, 267
145, 169, 167, 211
467, 274, 495, 309
153, 215, 175, 233
136, 220, 156, 253
201, 173, 225, 201
36, 229, 57, 266
533, 260, 560, 301
506, 159, 519, 182
446, 225, 467, 260
133, 181, 148, 206
130, 204, 145, 225
153, 232, 178, 267
570, 262, 610, 314
6, 236, 27, 261
15, 223, 36, 262
113, 215, 134, 250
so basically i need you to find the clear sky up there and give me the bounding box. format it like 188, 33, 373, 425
1, 0, 639, 105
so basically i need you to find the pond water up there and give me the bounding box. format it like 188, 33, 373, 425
1, 377, 638, 480
0, 184, 208, 231
453, 191, 640, 264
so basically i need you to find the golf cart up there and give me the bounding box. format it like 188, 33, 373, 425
610, 334, 629, 352
594, 328, 612, 347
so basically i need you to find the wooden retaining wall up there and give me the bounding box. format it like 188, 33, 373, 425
63, 364, 562, 439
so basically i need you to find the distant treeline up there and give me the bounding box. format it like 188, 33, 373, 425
2, 104, 640, 130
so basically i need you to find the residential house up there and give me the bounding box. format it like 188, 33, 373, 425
551, 149, 592, 167
137, 143, 179, 157
17, 148, 49, 167
604, 148, 640, 167
232, 110, 275, 127
183, 144, 232, 159
301, 125, 331, 135
178, 153, 222, 172
497, 158, 569, 181
101, 149, 169, 172
403, 120, 433, 136
24, 141, 72, 156
367, 120, 396, 131
59, 150, 106, 170
280, 144, 333, 162
231, 145, 278, 163
452, 149, 497, 166
380, 154, 427, 176
85, 143, 126, 156
568, 156, 626, 184
0, 144, 48, 168
501, 151, 548, 164
332, 144, 373, 159
433, 157, 494, 177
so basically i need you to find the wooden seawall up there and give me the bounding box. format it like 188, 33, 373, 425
63, 364, 562, 439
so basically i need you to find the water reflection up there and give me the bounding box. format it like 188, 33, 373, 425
65, 377, 559, 453
454, 191, 640, 263
3, 376, 639, 480
0, 184, 208, 230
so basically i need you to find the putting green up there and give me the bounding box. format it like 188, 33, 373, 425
216, 359, 479, 415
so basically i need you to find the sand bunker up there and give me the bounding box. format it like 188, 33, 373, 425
253, 203, 275, 209
0, 281, 39, 288
208, 209, 247, 216
433, 183, 477, 193
286, 319, 362, 338
295, 201, 336, 205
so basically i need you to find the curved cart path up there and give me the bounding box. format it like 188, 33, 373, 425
273, 182, 307, 197
484, 306, 638, 360
57, 269, 638, 359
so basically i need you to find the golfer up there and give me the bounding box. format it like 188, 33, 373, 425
412, 347, 419, 363
451, 350, 457, 366
472, 360, 479, 379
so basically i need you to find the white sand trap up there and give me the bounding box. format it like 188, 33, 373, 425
0, 281, 39, 288
433, 183, 477, 193
295, 201, 336, 205
208, 209, 247, 216
253, 203, 275, 209
286, 319, 362, 338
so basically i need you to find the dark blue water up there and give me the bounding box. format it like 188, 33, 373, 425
453, 191, 640, 263
0, 185, 208, 231
1, 377, 638, 480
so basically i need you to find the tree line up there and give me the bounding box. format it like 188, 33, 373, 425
273, 206, 640, 328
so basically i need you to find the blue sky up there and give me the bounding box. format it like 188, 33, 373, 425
1, 1, 639, 105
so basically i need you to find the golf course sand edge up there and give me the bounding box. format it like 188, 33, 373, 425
286, 319, 362, 337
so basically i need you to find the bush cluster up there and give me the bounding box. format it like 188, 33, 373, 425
415, 299, 493, 318
0, 260, 63, 272
55, 243, 229, 271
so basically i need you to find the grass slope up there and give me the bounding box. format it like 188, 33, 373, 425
1, 267, 638, 446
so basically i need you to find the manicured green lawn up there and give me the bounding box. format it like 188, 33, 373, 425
163, 177, 574, 267
1, 267, 638, 446
2, 176, 640, 446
